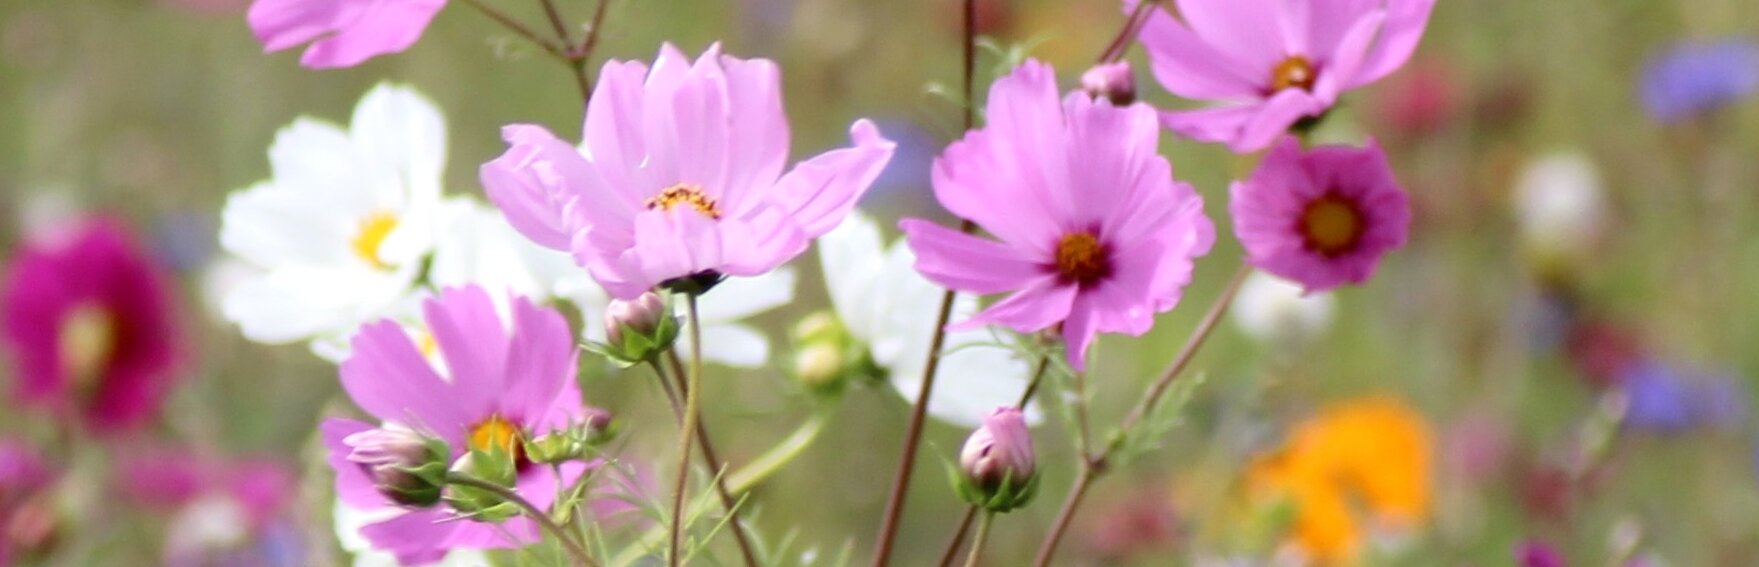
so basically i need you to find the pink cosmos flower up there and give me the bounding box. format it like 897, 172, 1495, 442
1, 218, 184, 433
1137, 0, 1436, 152
247, 0, 445, 68
1230, 137, 1410, 292
481, 43, 896, 300
322, 285, 591, 564
900, 60, 1214, 370
115, 449, 298, 565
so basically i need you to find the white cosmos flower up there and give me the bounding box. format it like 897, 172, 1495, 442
333, 500, 488, 567
565, 268, 797, 369
219, 83, 444, 353
818, 211, 1038, 427
1513, 151, 1606, 259
1231, 271, 1335, 344
428, 196, 578, 302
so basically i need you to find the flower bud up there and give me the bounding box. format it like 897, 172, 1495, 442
955, 407, 1037, 512
1081, 61, 1136, 105
596, 292, 678, 365
792, 343, 845, 392
343, 428, 448, 508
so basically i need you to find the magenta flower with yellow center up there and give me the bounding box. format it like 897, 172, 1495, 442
321, 285, 590, 564
1137, 0, 1436, 152
1, 218, 184, 433
1231, 137, 1410, 292
900, 60, 1214, 370
481, 43, 896, 300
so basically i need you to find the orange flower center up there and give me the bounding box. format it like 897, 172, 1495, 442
1054, 232, 1110, 286
1300, 194, 1365, 257
646, 184, 722, 220
59, 303, 115, 391
1272, 56, 1317, 92
468, 415, 523, 461
351, 212, 400, 270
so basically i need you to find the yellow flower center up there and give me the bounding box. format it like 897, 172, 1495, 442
468, 415, 523, 460
59, 304, 115, 389
1300, 194, 1365, 257
1272, 56, 1317, 92
645, 184, 722, 220
351, 212, 400, 270
1054, 232, 1109, 286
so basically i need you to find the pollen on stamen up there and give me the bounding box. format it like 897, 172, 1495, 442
646, 184, 723, 220
1054, 232, 1111, 286
1300, 193, 1366, 257
468, 414, 523, 461
1272, 56, 1317, 93
351, 212, 400, 270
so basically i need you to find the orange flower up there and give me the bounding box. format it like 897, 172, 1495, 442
1245, 396, 1433, 564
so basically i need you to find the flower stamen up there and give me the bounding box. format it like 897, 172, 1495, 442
352, 212, 400, 270
59, 303, 115, 389
468, 415, 523, 462
1300, 193, 1366, 257
1054, 232, 1111, 286
1272, 56, 1317, 93
646, 184, 722, 220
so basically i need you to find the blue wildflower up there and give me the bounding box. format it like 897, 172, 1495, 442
1639, 39, 1759, 123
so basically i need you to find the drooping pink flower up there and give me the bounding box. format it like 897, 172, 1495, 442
900, 60, 1214, 370
247, 0, 445, 68
1, 218, 184, 433
481, 43, 895, 300
323, 285, 591, 564
1137, 0, 1436, 152
1230, 137, 1410, 292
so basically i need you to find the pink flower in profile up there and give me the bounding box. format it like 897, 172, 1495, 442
1137, 0, 1437, 152
1231, 137, 1410, 292
960, 407, 1035, 492
247, 0, 445, 68
900, 61, 1214, 370
323, 285, 591, 564
481, 43, 896, 300
1, 218, 184, 433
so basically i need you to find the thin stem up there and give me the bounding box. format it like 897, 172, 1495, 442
962, 512, 995, 567
537, 0, 573, 45
1014, 352, 1051, 407
936, 507, 979, 567
577, 0, 613, 96
1031, 265, 1253, 566
650, 361, 684, 417
869, 2, 979, 564
1029, 465, 1094, 567
458, 0, 570, 60
446, 473, 599, 567
533, 0, 592, 101
1070, 370, 1095, 457
667, 295, 705, 567
664, 351, 762, 567
1097, 0, 1157, 64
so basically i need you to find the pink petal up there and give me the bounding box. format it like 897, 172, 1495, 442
584, 59, 659, 195
297, 0, 445, 69
1160, 102, 1271, 147
898, 219, 1046, 294
981, 61, 1075, 223
768, 119, 895, 237
499, 295, 579, 425
669, 48, 734, 203
1311, 10, 1387, 102
320, 418, 386, 509
1137, 6, 1264, 100
1064, 95, 1163, 231
422, 286, 507, 413
1229, 88, 1328, 153
930, 128, 1062, 255
718, 204, 808, 276
718, 55, 790, 213
953, 276, 1078, 335
1174, 0, 1286, 72
1350, 0, 1437, 87
340, 320, 468, 441
247, 0, 343, 52
484, 124, 635, 251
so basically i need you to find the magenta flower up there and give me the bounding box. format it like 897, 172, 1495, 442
247, 0, 445, 68
1230, 137, 1410, 292
1137, 0, 1436, 152
2, 218, 184, 433
481, 43, 895, 300
900, 60, 1214, 370
322, 285, 591, 564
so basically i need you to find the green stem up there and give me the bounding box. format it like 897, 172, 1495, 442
662, 351, 762, 567
962, 512, 995, 567
445, 473, 598, 567
457, 0, 570, 60
667, 295, 704, 567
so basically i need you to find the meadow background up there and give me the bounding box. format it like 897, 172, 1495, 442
3, 0, 1759, 565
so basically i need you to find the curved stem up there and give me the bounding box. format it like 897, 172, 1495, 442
446, 473, 599, 567
962, 512, 995, 567
532, 0, 591, 101
1032, 265, 1252, 566
663, 351, 762, 567
667, 295, 705, 567
869, 2, 979, 565
1097, 0, 1157, 64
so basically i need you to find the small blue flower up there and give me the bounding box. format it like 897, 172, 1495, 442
1639, 39, 1759, 123
1621, 360, 1695, 433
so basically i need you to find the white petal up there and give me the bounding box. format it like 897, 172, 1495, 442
887, 331, 1041, 427
678, 323, 771, 368
429, 198, 576, 301
695, 267, 796, 322
266, 118, 380, 212
1231, 271, 1334, 344
816, 211, 888, 340
350, 83, 447, 202
219, 180, 353, 268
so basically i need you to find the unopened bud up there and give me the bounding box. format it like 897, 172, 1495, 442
793, 343, 845, 392
1081, 61, 1136, 106
595, 292, 679, 365
344, 428, 448, 508
955, 407, 1037, 512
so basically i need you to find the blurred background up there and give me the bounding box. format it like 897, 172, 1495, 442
3, 0, 1759, 565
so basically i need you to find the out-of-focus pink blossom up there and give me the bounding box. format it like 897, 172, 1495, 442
247, 0, 446, 68
1230, 137, 1410, 292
